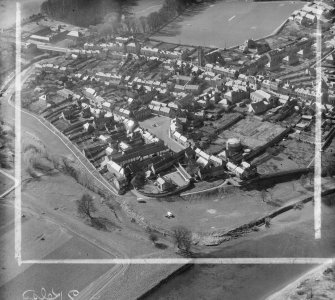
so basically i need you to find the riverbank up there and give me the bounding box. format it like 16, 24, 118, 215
266, 263, 335, 300
143, 196, 335, 300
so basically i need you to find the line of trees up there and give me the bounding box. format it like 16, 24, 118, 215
41, 0, 201, 37
0, 122, 14, 169
41, 0, 137, 27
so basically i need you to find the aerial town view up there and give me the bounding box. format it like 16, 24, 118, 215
0, 0, 335, 299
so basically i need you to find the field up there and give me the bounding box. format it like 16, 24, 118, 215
281, 139, 315, 167
0, 201, 113, 299
151, 0, 304, 48
145, 198, 335, 300
126, 179, 311, 234
0, 172, 14, 195
219, 116, 286, 149
256, 152, 300, 175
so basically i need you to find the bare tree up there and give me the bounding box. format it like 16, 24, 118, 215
260, 189, 267, 202
300, 174, 307, 186
131, 171, 145, 189
149, 232, 158, 244
326, 165, 334, 178
77, 194, 96, 219
172, 226, 192, 252
307, 172, 314, 185
265, 217, 271, 228
139, 16, 147, 33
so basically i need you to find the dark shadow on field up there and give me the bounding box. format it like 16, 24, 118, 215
323, 194, 335, 207
90, 217, 121, 231
265, 199, 283, 208
154, 242, 168, 250
153, 195, 187, 203
21, 170, 61, 189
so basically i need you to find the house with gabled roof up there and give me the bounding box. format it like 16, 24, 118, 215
249, 100, 270, 115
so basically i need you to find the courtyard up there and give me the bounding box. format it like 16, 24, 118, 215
139, 115, 185, 152
219, 116, 286, 149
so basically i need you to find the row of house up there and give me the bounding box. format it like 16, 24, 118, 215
205, 64, 239, 78
36, 62, 69, 73
95, 72, 122, 85
149, 104, 175, 118
84, 40, 183, 59
290, 10, 318, 26
109, 141, 168, 167
131, 77, 168, 94
169, 119, 227, 172
226, 161, 256, 180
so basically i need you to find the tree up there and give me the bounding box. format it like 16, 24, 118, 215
265, 217, 271, 228
260, 189, 267, 202
147, 12, 161, 31
300, 174, 307, 186
186, 159, 199, 176
307, 171, 314, 185
139, 16, 148, 33
77, 194, 96, 219
149, 232, 158, 244
326, 165, 334, 178
172, 226, 192, 252
0, 152, 10, 168
131, 171, 146, 189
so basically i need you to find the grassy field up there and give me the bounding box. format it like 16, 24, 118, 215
281, 139, 316, 168
152, 0, 304, 48
125, 179, 311, 233
1, 237, 112, 300
256, 152, 300, 174
0, 173, 14, 195
144, 198, 335, 300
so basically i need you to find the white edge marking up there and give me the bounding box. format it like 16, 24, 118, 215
21, 258, 335, 264
15, 3, 329, 264
15, 1, 22, 266
314, 14, 322, 240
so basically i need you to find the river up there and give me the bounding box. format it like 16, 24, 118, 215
152, 0, 304, 48
144, 199, 335, 300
